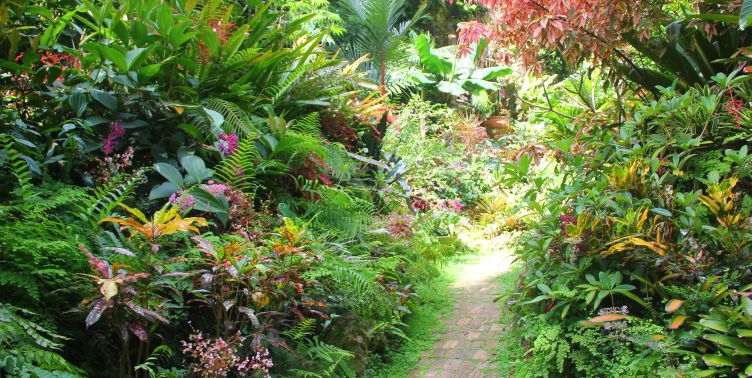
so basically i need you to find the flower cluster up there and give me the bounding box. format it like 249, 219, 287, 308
88, 147, 135, 184
180, 331, 272, 378
198, 19, 238, 63
101, 121, 125, 155
411, 197, 427, 212
169, 190, 196, 212
724, 89, 746, 128
217, 132, 239, 155
201, 181, 229, 198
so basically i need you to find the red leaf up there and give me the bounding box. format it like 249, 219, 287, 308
85, 298, 110, 328
79, 244, 111, 278
238, 306, 260, 327
128, 322, 148, 342
191, 236, 215, 255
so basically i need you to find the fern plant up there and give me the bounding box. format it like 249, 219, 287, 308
0, 303, 82, 376
76, 169, 147, 228
0, 183, 91, 308
0, 133, 35, 201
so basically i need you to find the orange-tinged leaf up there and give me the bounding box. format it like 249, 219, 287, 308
670, 315, 688, 329
588, 314, 627, 323
665, 299, 684, 313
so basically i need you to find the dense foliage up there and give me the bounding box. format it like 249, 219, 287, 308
0, 0, 482, 376
495, 23, 752, 378
4, 0, 752, 376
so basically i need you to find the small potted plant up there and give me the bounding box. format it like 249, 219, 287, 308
483, 86, 514, 138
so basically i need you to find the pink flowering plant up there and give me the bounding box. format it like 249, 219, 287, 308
181, 330, 272, 378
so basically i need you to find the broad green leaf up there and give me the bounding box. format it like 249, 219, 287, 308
471, 66, 513, 80
83, 42, 128, 72
125, 47, 151, 70
536, 283, 552, 294
704, 334, 752, 354
191, 189, 229, 225
437, 81, 466, 96
703, 354, 735, 367
408, 70, 434, 84
651, 208, 672, 217
700, 318, 729, 333
90, 89, 117, 110
139, 64, 162, 80
149, 182, 180, 200
181, 155, 213, 183
154, 162, 184, 187
743, 296, 752, 316
414, 34, 452, 76
68, 92, 88, 116
464, 78, 500, 91
741, 0, 752, 29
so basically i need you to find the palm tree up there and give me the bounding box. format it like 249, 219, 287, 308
335, 0, 426, 94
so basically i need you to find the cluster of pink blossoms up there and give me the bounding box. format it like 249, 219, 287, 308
169, 190, 196, 212
181, 331, 272, 378
201, 180, 229, 197
101, 121, 125, 155
217, 133, 239, 155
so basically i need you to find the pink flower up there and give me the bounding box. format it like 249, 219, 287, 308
169, 190, 196, 212
411, 198, 427, 212
201, 181, 229, 198
101, 121, 125, 155
218, 133, 239, 155
449, 201, 463, 212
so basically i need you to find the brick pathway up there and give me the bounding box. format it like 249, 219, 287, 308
409, 245, 514, 377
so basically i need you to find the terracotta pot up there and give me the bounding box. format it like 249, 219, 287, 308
483, 115, 511, 138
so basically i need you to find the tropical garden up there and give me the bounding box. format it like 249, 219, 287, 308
1, 0, 752, 377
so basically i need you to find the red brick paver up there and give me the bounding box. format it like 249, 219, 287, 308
409, 246, 513, 377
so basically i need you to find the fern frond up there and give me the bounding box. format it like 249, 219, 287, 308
289, 112, 323, 138
0, 304, 81, 375
0, 134, 35, 201
282, 318, 317, 341
213, 137, 260, 193
205, 98, 261, 137
76, 170, 146, 227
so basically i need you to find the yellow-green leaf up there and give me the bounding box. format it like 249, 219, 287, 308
99, 279, 118, 302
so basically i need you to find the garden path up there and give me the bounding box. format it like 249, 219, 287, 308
409, 235, 515, 377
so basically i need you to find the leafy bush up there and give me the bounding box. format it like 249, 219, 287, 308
500, 67, 752, 376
